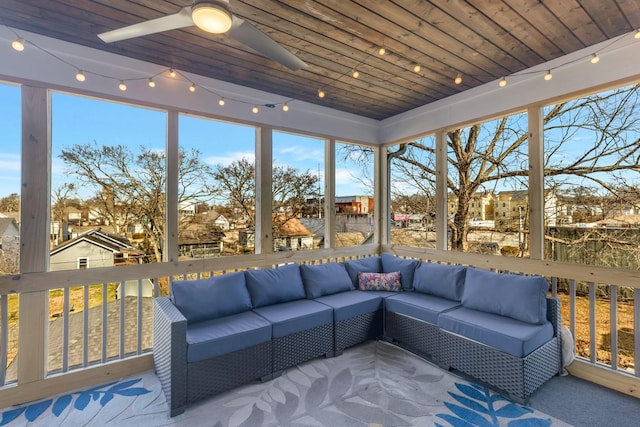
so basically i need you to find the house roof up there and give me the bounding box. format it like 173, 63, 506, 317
1, 1, 637, 120
50, 228, 143, 256
0, 218, 18, 234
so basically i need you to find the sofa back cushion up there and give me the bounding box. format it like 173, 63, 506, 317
245, 263, 306, 308
461, 267, 548, 325
413, 262, 467, 301
300, 262, 353, 299
171, 271, 252, 324
381, 253, 420, 290
343, 256, 382, 287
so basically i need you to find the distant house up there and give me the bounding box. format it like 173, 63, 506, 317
50, 228, 146, 271
200, 210, 230, 231
239, 216, 315, 252
0, 217, 20, 257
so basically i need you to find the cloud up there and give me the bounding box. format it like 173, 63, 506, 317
276, 145, 323, 161
205, 151, 255, 166
0, 153, 20, 173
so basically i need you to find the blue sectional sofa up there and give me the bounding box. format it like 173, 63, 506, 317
153, 253, 562, 416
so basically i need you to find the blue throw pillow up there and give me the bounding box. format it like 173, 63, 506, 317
381, 253, 420, 290
170, 271, 252, 324
413, 262, 467, 301
300, 262, 353, 298
343, 256, 382, 287
461, 267, 548, 325
245, 263, 306, 308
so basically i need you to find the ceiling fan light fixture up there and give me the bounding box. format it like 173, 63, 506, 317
192, 1, 233, 34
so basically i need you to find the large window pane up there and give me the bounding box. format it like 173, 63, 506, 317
543, 83, 640, 267
389, 138, 436, 248
272, 131, 323, 251
179, 115, 255, 257
49, 92, 165, 369
447, 113, 529, 256
0, 82, 21, 383
335, 141, 374, 247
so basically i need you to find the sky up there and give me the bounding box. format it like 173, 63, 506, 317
0, 84, 373, 202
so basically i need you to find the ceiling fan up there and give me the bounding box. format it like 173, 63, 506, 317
97, 0, 307, 71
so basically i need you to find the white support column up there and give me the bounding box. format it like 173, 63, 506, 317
528, 106, 544, 260
324, 139, 336, 248
435, 130, 448, 251
255, 127, 273, 254
18, 85, 51, 383
165, 111, 179, 263
375, 145, 388, 248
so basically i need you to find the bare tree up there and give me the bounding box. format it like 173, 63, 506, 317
0, 193, 20, 212
59, 143, 214, 262
51, 183, 77, 243
346, 84, 640, 251
211, 158, 320, 234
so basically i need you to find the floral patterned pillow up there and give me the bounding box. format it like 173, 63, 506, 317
357, 271, 402, 292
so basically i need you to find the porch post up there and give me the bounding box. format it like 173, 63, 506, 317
255, 127, 273, 254
165, 110, 179, 263
18, 85, 51, 383
435, 130, 448, 251
528, 106, 544, 260
324, 139, 336, 248
375, 145, 389, 247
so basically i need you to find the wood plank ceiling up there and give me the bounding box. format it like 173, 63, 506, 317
1, 1, 639, 120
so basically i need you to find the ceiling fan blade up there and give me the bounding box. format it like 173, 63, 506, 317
229, 17, 307, 71
98, 6, 194, 43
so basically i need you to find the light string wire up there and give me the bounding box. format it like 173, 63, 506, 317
3, 24, 640, 109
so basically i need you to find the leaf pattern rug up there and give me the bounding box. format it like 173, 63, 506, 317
0, 341, 571, 426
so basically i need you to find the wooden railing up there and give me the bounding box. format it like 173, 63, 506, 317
0, 242, 639, 408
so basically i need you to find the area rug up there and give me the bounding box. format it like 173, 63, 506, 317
0, 341, 570, 426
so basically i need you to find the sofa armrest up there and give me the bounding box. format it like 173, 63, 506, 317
546, 297, 561, 336
153, 297, 188, 417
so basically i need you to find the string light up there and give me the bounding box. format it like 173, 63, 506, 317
11, 38, 24, 51
6, 26, 640, 116
252, 105, 259, 114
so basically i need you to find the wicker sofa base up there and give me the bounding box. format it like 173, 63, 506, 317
334, 311, 383, 355
273, 322, 334, 373
438, 330, 561, 403
384, 311, 440, 360
187, 341, 273, 405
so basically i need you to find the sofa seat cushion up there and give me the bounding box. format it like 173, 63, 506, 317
315, 290, 382, 322
385, 293, 461, 324
438, 307, 554, 358
171, 271, 252, 324
300, 262, 353, 298
245, 263, 306, 308
253, 299, 333, 338
186, 311, 272, 363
